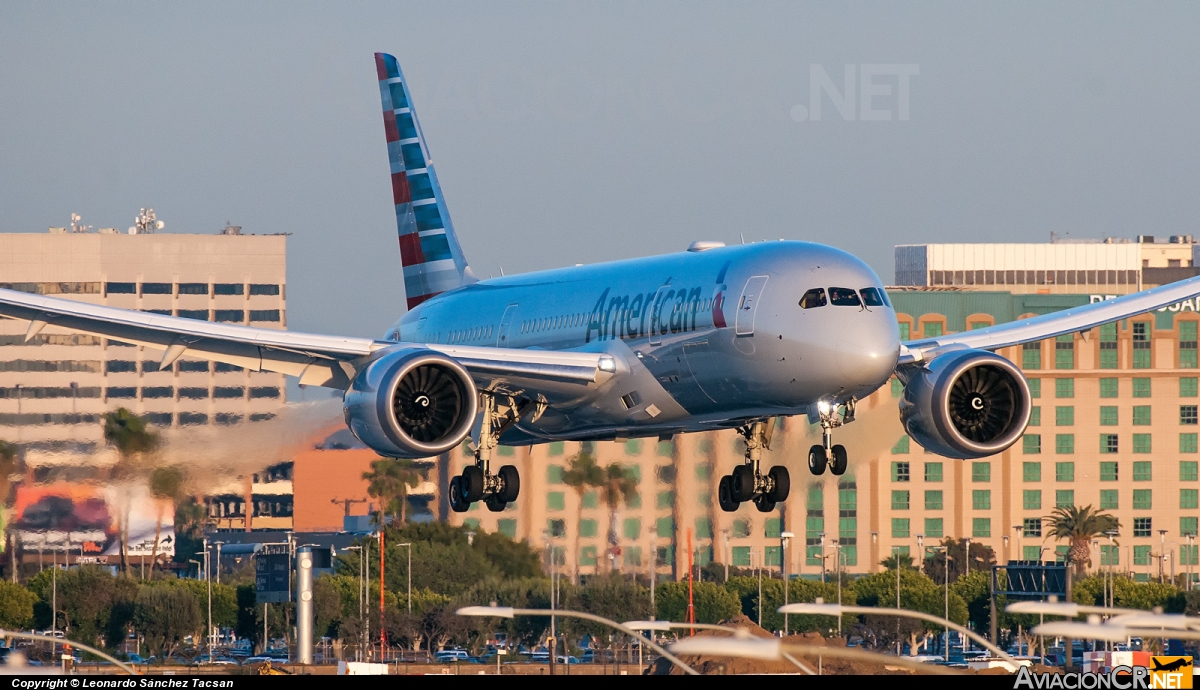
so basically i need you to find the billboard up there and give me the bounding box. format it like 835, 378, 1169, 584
10, 482, 174, 560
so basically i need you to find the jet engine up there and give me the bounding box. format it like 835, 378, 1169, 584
899, 349, 1031, 459
343, 347, 478, 458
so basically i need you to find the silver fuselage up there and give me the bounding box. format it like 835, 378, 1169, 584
392, 241, 900, 443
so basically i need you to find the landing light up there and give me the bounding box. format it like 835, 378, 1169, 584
817, 400, 831, 413
598, 357, 616, 373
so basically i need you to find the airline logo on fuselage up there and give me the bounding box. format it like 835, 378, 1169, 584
585, 261, 733, 343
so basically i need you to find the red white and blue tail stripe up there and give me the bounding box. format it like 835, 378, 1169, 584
375, 52, 476, 310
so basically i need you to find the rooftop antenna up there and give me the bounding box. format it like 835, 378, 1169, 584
129, 208, 164, 235
69, 213, 91, 234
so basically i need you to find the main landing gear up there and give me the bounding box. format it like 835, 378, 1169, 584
449, 394, 526, 513
807, 399, 855, 476
718, 419, 790, 513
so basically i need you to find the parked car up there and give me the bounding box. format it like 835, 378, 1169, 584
435, 649, 472, 663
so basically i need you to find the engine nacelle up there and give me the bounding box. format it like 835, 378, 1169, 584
343, 347, 478, 458
899, 349, 1031, 459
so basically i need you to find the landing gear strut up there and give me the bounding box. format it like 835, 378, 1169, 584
718, 419, 790, 513
807, 399, 855, 476
449, 394, 525, 513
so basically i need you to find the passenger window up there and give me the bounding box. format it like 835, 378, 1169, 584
829, 287, 862, 307
799, 288, 827, 309
860, 287, 887, 307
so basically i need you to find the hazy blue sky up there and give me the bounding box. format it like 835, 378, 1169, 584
2, 3, 1198, 338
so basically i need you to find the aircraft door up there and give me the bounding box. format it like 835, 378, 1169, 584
735, 275, 769, 336
497, 304, 518, 347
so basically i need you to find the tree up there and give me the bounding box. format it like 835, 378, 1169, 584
102, 408, 160, 574
362, 458, 427, 525
598, 463, 639, 572
0, 440, 18, 583
880, 552, 918, 570
654, 581, 741, 624
173, 498, 208, 565
134, 586, 201, 659
0, 580, 35, 629
562, 451, 603, 577
922, 538, 997, 584
147, 466, 185, 576
27, 565, 138, 649
1045, 505, 1119, 576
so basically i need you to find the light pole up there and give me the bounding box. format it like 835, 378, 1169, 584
818, 532, 827, 583
870, 531, 879, 574
1002, 535, 1009, 565
343, 545, 363, 661
964, 537, 971, 578
205, 542, 213, 662
891, 544, 903, 655
1160, 530, 1169, 583
1014, 525, 1024, 563
722, 529, 730, 582
780, 531, 794, 635
397, 542, 412, 613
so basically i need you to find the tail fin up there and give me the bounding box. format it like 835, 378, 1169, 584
375, 52, 476, 310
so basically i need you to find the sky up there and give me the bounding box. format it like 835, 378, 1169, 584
1, 3, 1198, 339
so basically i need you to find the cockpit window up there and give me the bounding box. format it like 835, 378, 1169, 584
799, 288, 827, 309
828, 287, 862, 307
860, 287, 888, 307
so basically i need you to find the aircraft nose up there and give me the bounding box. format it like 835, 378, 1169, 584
835, 312, 900, 389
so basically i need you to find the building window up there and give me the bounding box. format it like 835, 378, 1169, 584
215, 363, 243, 373
923, 322, 943, 338
547, 492, 564, 511
1029, 406, 1041, 426
1029, 379, 1041, 398
1132, 489, 1152, 510
1133, 518, 1153, 538
1133, 545, 1151, 565
1100, 406, 1118, 426
732, 519, 751, 538
579, 546, 597, 566
1133, 378, 1151, 398
1023, 462, 1041, 482
1056, 462, 1074, 482
214, 309, 244, 323
1100, 462, 1118, 482
105, 360, 137, 373
1055, 335, 1074, 369
1132, 405, 1152, 426
891, 490, 910, 510
925, 490, 943, 510
178, 413, 207, 426
1056, 434, 1075, 454
972, 490, 991, 510
1183, 377, 1199, 398
1023, 518, 1042, 538
1056, 490, 1074, 508
249, 310, 281, 322
250, 387, 281, 399
142, 386, 173, 399
1182, 322, 1198, 368
892, 436, 910, 454
1183, 406, 1199, 425
179, 361, 209, 373
105, 282, 136, 294
1099, 324, 1118, 369
1183, 517, 1200, 538
1055, 406, 1074, 426
178, 387, 207, 400
655, 517, 674, 538
731, 546, 751, 567
1100, 434, 1119, 454
1133, 322, 1151, 369
1101, 545, 1120, 566
249, 284, 281, 296
1023, 434, 1042, 454
898, 322, 911, 340
1132, 434, 1152, 454
214, 283, 244, 295
925, 462, 943, 482
924, 518, 944, 538
972, 518, 991, 538
972, 462, 990, 482
1100, 489, 1119, 510
656, 491, 673, 509
1056, 379, 1074, 399
1099, 378, 1118, 398
891, 462, 910, 482
625, 439, 643, 456
892, 518, 910, 538
1023, 490, 1042, 510
178, 283, 208, 295
1022, 341, 1041, 370
1182, 489, 1199, 510
141, 282, 172, 295
1133, 461, 1152, 481
1183, 461, 1199, 480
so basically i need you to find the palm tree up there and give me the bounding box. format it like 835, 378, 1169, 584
598, 462, 639, 572
147, 466, 185, 577
880, 552, 917, 570
1046, 504, 1120, 576
562, 450, 603, 579
0, 440, 18, 583
102, 408, 160, 574
362, 457, 427, 525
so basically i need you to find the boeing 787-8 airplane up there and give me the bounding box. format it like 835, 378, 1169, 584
2, 53, 1198, 516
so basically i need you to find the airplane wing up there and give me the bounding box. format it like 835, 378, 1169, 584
898, 274, 1200, 365
0, 287, 610, 391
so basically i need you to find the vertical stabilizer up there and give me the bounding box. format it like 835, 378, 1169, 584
375, 52, 476, 310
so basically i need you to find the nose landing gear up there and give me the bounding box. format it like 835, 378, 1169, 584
807, 399, 854, 476
448, 394, 526, 513
718, 419, 790, 513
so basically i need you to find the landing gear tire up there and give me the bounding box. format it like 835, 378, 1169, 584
448, 476, 470, 513
808, 445, 828, 476
731, 465, 755, 502
767, 466, 790, 502
718, 475, 739, 512
497, 465, 520, 503
830, 444, 848, 476
753, 495, 776, 513
484, 494, 507, 512
461, 466, 485, 502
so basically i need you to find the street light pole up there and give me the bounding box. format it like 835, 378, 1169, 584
722, 529, 730, 582
780, 532, 794, 635
1160, 530, 1169, 584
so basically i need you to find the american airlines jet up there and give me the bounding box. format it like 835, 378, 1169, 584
2, 53, 1198, 516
